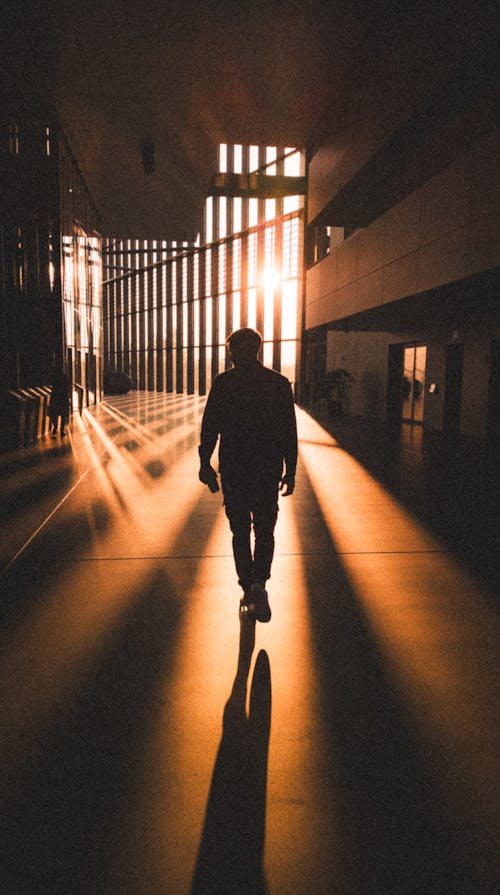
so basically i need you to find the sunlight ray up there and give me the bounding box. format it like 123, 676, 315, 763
297, 408, 500, 848
0, 425, 205, 774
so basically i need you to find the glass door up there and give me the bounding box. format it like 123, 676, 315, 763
402, 344, 426, 424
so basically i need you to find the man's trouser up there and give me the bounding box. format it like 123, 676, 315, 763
222, 478, 279, 591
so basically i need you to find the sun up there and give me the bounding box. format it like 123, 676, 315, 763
261, 265, 281, 294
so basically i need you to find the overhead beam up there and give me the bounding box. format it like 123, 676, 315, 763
210, 172, 306, 199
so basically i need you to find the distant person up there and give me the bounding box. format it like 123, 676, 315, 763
198, 328, 297, 622
49, 370, 71, 437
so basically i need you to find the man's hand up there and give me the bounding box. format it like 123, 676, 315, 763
199, 464, 220, 493
279, 473, 295, 496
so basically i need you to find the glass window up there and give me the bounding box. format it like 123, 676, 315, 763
232, 291, 241, 331
247, 287, 257, 329
281, 280, 297, 341
218, 197, 227, 239
284, 195, 301, 213
265, 199, 276, 221
233, 197, 242, 234
266, 146, 277, 175
101, 144, 306, 396
219, 143, 227, 173
233, 144, 242, 174
248, 198, 258, 227
205, 197, 213, 243
249, 145, 259, 172
284, 148, 301, 176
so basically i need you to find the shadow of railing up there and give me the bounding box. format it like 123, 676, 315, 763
191, 622, 271, 895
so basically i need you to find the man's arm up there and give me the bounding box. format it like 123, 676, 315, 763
279, 381, 298, 496
198, 381, 221, 493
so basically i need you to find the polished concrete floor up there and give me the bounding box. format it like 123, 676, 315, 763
1, 393, 499, 895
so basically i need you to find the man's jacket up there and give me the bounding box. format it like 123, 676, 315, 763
199, 360, 298, 483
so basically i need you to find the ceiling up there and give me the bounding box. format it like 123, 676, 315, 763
1, 1, 496, 239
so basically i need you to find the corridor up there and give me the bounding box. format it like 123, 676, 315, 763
1, 393, 498, 895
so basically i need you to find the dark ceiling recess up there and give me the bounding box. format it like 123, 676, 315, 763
1, 0, 496, 239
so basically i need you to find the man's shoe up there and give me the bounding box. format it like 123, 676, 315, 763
239, 589, 256, 620
251, 582, 271, 623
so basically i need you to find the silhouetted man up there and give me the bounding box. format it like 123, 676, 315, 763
199, 328, 297, 622
49, 369, 71, 437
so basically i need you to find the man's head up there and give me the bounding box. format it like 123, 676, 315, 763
227, 328, 262, 364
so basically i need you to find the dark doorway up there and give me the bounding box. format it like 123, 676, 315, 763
387, 343, 427, 427
443, 343, 464, 441
386, 343, 404, 427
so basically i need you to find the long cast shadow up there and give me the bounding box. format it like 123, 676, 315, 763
191, 622, 271, 895
0, 463, 74, 518
295, 461, 491, 895
1, 566, 183, 895
0, 439, 72, 477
